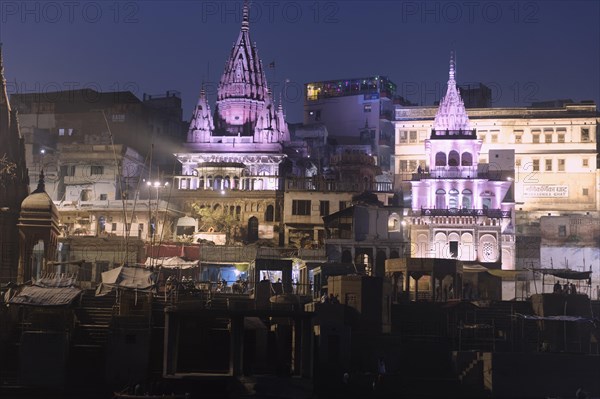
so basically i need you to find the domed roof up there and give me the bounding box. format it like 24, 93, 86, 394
21, 171, 57, 213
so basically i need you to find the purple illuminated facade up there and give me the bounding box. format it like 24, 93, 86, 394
410, 54, 516, 269
175, 2, 290, 191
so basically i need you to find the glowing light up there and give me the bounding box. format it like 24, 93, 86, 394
221, 190, 226, 195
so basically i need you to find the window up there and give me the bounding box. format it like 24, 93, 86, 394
515, 158, 521, 167
409, 131, 418, 143
583, 188, 589, 196
265, 205, 274, 222
581, 128, 590, 142
449, 241, 458, 258
319, 200, 330, 217
557, 134, 565, 143
491, 134, 498, 143
532, 132, 540, 143
545, 134, 552, 143
388, 214, 400, 232
100, 194, 107, 200
532, 159, 540, 171
514, 134, 522, 144
339, 201, 347, 211
558, 225, 567, 238
408, 160, 417, 171
111, 223, 117, 231
545, 159, 552, 171
61, 165, 76, 177
91, 165, 104, 175
399, 160, 408, 172
98, 216, 106, 232
462, 189, 472, 209
480, 134, 486, 143
558, 159, 565, 172
292, 200, 311, 216
448, 189, 459, 209
435, 152, 447, 166
435, 189, 446, 209
399, 131, 408, 144
583, 159, 589, 167
126, 223, 131, 231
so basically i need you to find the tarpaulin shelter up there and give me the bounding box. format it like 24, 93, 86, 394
95, 266, 155, 296
8, 274, 82, 307
9, 286, 82, 307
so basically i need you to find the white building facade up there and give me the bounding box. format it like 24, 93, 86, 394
407, 55, 516, 269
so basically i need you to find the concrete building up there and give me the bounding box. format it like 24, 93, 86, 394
323, 203, 409, 277
304, 76, 396, 172
11, 88, 185, 193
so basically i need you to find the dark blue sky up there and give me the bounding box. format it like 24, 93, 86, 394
1, 0, 598, 123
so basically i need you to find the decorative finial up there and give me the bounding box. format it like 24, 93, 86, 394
449, 51, 455, 83
241, 0, 250, 32
35, 169, 45, 193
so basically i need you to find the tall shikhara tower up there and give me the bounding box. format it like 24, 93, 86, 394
410, 53, 515, 269
177, 1, 290, 191
0, 45, 30, 283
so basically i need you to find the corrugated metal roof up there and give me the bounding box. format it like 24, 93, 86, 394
9, 286, 82, 307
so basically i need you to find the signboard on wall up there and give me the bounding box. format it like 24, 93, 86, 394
259, 225, 274, 239
523, 185, 568, 198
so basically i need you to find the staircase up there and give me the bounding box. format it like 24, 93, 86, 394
73, 290, 115, 347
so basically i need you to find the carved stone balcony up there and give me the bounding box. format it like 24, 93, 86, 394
420, 208, 511, 218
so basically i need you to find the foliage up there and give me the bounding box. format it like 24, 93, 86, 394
0, 154, 16, 178
190, 204, 238, 244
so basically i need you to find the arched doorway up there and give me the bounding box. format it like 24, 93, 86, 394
247, 217, 259, 243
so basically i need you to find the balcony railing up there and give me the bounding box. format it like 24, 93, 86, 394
286, 177, 393, 193
430, 129, 477, 139
409, 169, 507, 181
420, 208, 511, 218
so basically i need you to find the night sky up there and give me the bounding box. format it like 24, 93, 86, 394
1, 0, 598, 123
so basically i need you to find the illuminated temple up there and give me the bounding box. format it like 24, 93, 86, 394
409, 54, 516, 269
175, 2, 290, 191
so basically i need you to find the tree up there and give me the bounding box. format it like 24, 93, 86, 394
0, 154, 16, 179
191, 203, 239, 244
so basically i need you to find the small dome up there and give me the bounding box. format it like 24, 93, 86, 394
20, 170, 57, 214
21, 191, 54, 212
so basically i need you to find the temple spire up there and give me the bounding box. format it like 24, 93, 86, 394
449, 51, 455, 84
241, 0, 250, 32
432, 52, 471, 132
